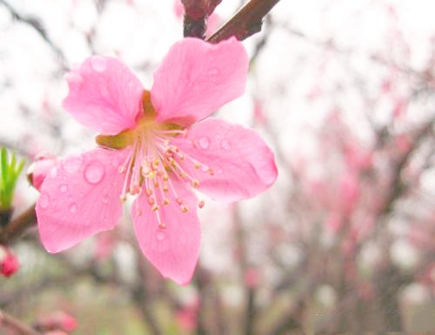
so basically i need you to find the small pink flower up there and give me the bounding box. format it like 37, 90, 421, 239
36, 38, 277, 285
244, 267, 260, 288
0, 246, 20, 278
35, 311, 77, 333
27, 155, 58, 191
175, 299, 199, 332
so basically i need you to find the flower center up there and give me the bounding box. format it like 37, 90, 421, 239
96, 91, 213, 229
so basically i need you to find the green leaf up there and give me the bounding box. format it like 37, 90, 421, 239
0, 147, 25, 210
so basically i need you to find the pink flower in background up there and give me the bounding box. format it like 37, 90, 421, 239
36, 37, 277, 284
27, 155, 58, 191
325, 212, 343, 233
244, 267, 261, 288
175, 299, 199, 332
338, 172, 360, 216
34, 311, 77, 333
0, 246, 20, 278
93, 231, 117, 261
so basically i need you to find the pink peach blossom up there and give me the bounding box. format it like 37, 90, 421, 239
27, 155, 58, 191
0, 246, 19, 278
35, 311, 77, 333
36, 38, 277, 285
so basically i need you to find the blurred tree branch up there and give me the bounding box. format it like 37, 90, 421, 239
0, 204, 36, 245
207, 0, 280, 43
0, 309, 41, 335
183, 0, 222, 38
0, 0, 66, 69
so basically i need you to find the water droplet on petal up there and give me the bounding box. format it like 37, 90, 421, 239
156, 231, 165, 241
69, 203, 77, 213
39, 194, 49, 209
84, 161, 105, 184
64, 156, 83, 174
198, 137, 210, 149
91, 56, 107, 73
220, 139, 231, 150
59, 184, 68, 193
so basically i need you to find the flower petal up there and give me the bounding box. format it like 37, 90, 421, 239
172, 118, 278, 202
151, 37, 248, 125
63, 56, 143, 135
36, 148, 128, 253
131, 178, 200, 285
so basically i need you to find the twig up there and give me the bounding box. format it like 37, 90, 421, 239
0, 309, 41, 335
0, 0, 66, 70
0, 204, 36, 244
207, 0, 280, 43
232, 204, 257, 335
182, 0, 222, 39
194, 266, 209, 335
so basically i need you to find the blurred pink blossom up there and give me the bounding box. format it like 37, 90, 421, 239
338, 172, 360, 216
244, 267, 261, 288
35, 311, 77, 333
0, 246, 19, 278
325, 212, 343, 233
175, 300, 198, 332
27, 155, 58, 191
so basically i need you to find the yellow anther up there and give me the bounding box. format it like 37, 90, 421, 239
163, 174, 169, 181
152, 205, 159, 212
181, 205, 189, 213
146, 188, 153, 196
192, 179, 200, 187
194, 162, 200, 169
148, 197, 155, 205
163, 184, 169, 192
163, 199, 169, 206
154, 181, 159, 188
120, 194, 127, 202
153, 158, 160, 167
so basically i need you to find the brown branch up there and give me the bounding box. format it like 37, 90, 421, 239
207, 0, 280, 43
182, 0, 222, 38
0, 0, 66, 70
0, 204, 36, 245
0, 309, 41, 335
379, 119, 435, 216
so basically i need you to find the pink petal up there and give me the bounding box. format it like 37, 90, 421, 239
63, 56, 143, 135
131, 178, 200, 285
36, 148, 128, 253
172, 118, 278, 202
151, 38, 248, 125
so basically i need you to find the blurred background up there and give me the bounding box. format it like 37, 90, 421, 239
1, 0, 435, 333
